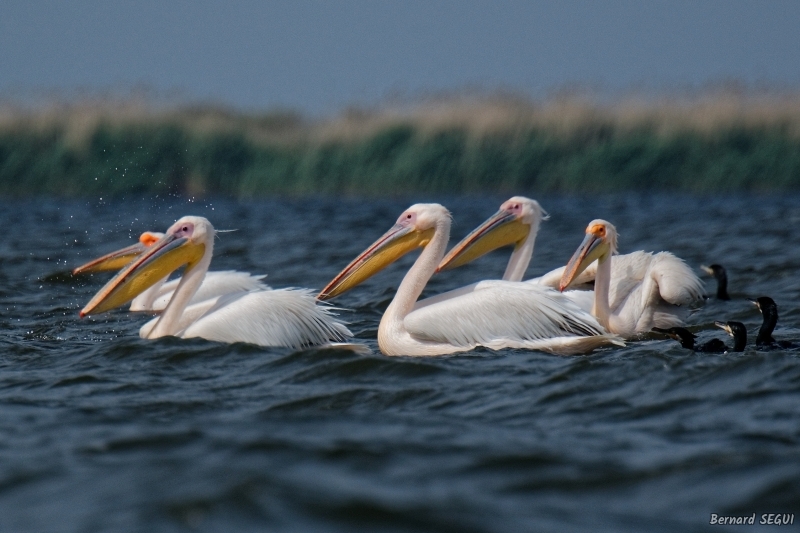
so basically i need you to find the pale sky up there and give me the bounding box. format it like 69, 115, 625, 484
2, 0, 799, 115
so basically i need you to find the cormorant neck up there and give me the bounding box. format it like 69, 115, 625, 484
732, 330, 747, 352
756, 307, 778, 346
716, 272, 730, 300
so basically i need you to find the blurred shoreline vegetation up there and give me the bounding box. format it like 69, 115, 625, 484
2, 89, 800, 197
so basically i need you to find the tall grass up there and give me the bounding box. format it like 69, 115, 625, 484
2, 92, 800, 196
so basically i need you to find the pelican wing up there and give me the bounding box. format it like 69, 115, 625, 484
413, 282, 481, 311
404, 281, 617, 352
179, 288, 351, 348
648, 252, 705, 306
149, 270, 269, 311
563, 289, 594, 313
419, 278, 596, 321
602, 252, 704, 334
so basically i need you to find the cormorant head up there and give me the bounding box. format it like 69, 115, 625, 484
715, 321, 747, 351
653, 326, 696, 350
751, 296, 777, 316
701, 264, 727, 281
701, 264, 730, 300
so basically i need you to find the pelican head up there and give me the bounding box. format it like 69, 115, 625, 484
436, 196, 547, 272
317, 203, 447, 300
80, 217, 211, 316
72, 231, 164, 275
559, 219, 618, 292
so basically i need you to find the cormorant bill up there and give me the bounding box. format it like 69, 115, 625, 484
714, 321, 747, 352
701, 264, 730, 300
750, 296, 795, 349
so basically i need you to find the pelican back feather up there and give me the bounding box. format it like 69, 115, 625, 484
648, 252, 706, 306
178, 288, 351, 348
404, 281, 622, 354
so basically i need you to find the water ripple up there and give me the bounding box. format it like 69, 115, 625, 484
1, 194, 799, 532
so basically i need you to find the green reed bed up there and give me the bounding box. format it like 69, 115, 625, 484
2, 95, 800, 196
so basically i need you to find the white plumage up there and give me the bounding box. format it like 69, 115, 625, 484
436, 196, 641, 314
74, 231, 271, 313
139, 287, 349, 347
535, 251, 650, 289
438, 199, 704, 340
318, 203, 623, 356
130, 270, 269, 311
407, 280, 621, 355
560, 219, 705, 338
81, 216, 351, 349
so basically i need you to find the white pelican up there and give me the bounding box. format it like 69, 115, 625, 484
80, 216, 351, 348
317, 203, 623, 356
436, 196, 652, 308
559, 220, 705, 338
74, 231, 269, 311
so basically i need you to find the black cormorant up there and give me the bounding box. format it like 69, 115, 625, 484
653, 321, 746, 353
751, 296, 795, 348
714, 321, 748, 352
701, 264, 730, 300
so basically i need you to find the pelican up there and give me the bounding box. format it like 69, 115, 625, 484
80, 216, 351, 348
74, 231, 269, 311
317, 203, 623, 356
559, 220, 705, 338
436, 196, 653, 312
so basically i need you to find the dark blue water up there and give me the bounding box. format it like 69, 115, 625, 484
1, 194, 799, 532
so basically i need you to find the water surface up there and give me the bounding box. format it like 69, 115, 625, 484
1, 194, 799, 532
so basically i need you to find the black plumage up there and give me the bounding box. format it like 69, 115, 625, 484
701, 264, 730, 300
653, 321, 746, 353
751, 296, 796, 349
